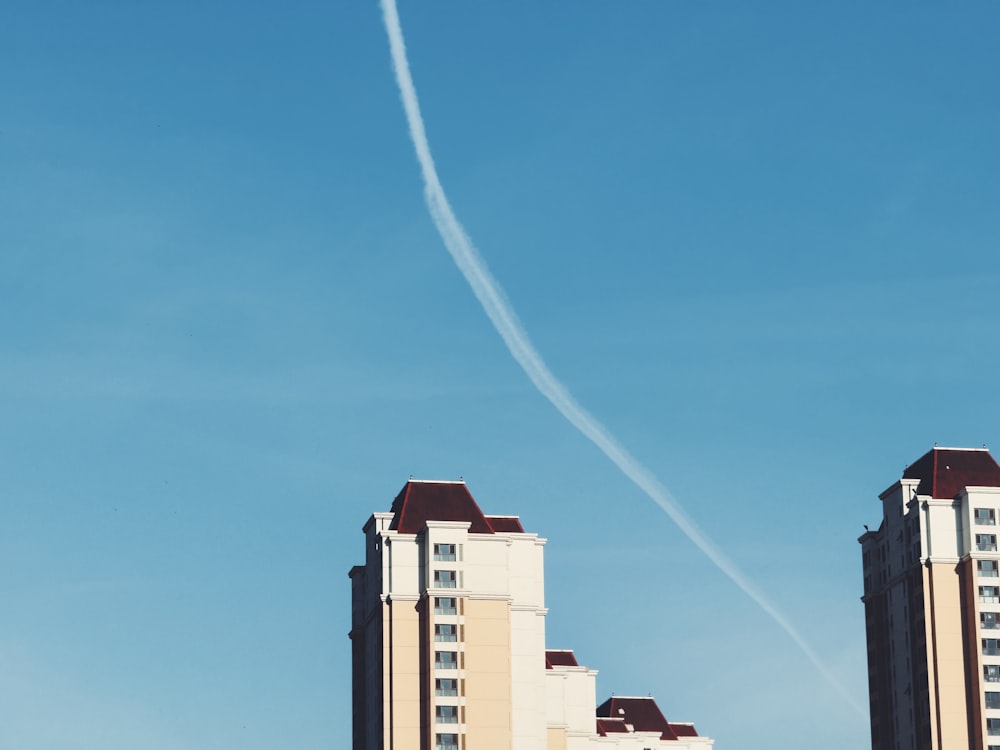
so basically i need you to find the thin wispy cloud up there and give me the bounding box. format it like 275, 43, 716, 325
379, 0, 865, 717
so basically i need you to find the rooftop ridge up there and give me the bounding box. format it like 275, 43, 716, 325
406, 478, 467, 484
929, 446, 989, 451
606, 695, 658, 700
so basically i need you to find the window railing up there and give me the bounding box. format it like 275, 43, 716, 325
984, 646, 1000, 656
433, 545, 457, 561
981, 596, 1000, 604
434, 572, 457, 589
980, 542, 999, 552
434, 598, 457, 616
986, 673, 1000, 683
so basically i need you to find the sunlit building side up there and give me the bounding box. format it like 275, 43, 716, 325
349, 479, 713, 750
861, 447, 1000, 749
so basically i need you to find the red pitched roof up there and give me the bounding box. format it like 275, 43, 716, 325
596, 717, 629, 736
388, 481, 526, 535
670, 723, 700, 737
486, 515, 524, 533
596, 696, 688, 741
903, 448, 1000, 499
545, 649, 579, 669
390, 481, 493, 534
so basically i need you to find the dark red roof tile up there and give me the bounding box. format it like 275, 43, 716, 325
389, 481, 494, 534
596, 717, 629, 736
486, 515, 524, 533
597, 696, 682, 741
903, 448, 1000, 499
670, 723, 699, 737
545, 649, 579, 669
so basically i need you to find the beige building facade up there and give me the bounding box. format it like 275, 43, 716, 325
349, 479, 712, 750
860, 447, 1000, 750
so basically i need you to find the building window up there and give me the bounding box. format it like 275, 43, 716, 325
985, 665, 1000, 683
435, 624, 457, 642
434, 597, 457, 615
435, 650, 458, 670
436, 734, 459, 750
981, 587, 1000, 604
989, 718, 1000, 736
979, 535, 998, 552
434, 570, 457, 589
436, 705, 459, 724
435, 678, 458, 696
988, 693, 1000, 709
984, 639, 1000, 656
984, 613, 1000, 631
977, 508, 997, 526
434, 543, 457, 561
982, 561, 1000, 578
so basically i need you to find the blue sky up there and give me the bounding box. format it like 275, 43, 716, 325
3, 2, 999, 748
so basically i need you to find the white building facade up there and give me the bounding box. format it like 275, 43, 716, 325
861, 447, 1000, 750
349, 479, 713, 750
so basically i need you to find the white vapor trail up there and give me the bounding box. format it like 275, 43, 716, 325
379, 0, 865, 718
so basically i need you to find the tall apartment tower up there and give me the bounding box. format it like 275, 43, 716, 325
349, 479, 713, 750
860, 447, 1000, 750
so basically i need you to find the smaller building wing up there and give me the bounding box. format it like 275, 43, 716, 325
597, 696, 685, 741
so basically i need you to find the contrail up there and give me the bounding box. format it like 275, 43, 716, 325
378, 0, 865, 718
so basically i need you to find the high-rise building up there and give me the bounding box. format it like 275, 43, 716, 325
860, 447, 1000, 750
349, 479, 712, 750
